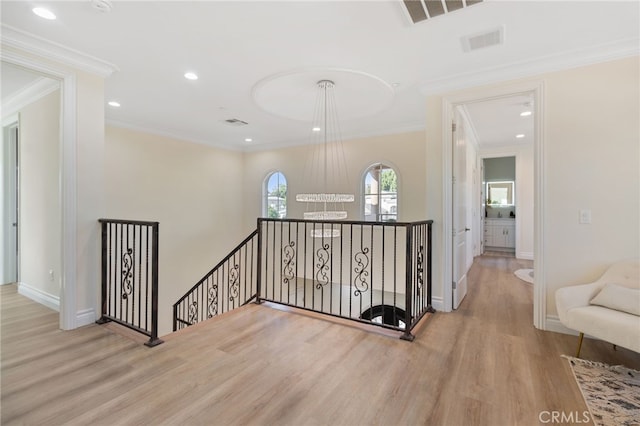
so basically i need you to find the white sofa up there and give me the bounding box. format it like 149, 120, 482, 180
555, 259, 640, 357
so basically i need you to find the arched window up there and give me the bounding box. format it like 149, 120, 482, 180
264, 171, 287, 218
363, 164, 397, 222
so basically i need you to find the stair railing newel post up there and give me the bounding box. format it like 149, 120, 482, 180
96, 220, 110, 325
255, 218, 263, 304
145, 222, 163, 347
427, 221, 435, 313
401, 223, 415, 341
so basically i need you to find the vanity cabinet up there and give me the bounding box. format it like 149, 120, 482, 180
484, 219, 515, 249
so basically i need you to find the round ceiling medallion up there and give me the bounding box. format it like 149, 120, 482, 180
252, 68, 394, 122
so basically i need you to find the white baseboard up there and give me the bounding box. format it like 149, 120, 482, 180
18, 282, 60, 312
431, 296, 446, 312
517, 251, 534, 260
545, 315, 579, 336
76, 308, 96, 327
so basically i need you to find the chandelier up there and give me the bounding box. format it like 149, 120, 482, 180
296, 80, 354, 230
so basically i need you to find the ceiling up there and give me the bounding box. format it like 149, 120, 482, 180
1, 1, 638, 151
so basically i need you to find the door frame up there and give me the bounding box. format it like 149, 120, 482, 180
1, 50, 78, 330
1, 117, 19, 284
442, 80, 546, 329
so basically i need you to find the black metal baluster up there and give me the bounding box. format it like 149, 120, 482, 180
401, 224, 414, 341
349, 223, 353, 319
381, 224, 385, 317
370, 225, 374, 322
339, 223, 343, 317
393, 225, 397, 327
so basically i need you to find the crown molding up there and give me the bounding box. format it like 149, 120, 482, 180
421, 37, 640, 95
105, 119, 246, 153
241, 122, 426, 153
1, 24, 119, 77
2, 77, 60, 118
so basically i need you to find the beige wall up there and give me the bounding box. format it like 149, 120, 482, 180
104, 126, 246, 335
242, 131, 428, 229
426, 56, 640, 321
19, 89, 61, 301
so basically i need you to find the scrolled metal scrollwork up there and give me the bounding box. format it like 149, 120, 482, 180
228, 264, 240, 301
207, 285, 218, 318
353, 247, 370, 296
121, 248, 134, 299
188, 301, 198, 324
282, 241, 296, 285
315, 243, 330, 289
416, 245, 424, 296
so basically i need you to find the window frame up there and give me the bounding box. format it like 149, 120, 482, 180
362, 163, 399, 222
263, 171, 287, 219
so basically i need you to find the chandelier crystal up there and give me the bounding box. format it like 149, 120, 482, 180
296, 80, 354, 236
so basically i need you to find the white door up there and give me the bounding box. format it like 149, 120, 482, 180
2, 123, 19, 284
452, 109, 469, 309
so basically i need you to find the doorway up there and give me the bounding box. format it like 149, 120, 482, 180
442, 81, 544, 328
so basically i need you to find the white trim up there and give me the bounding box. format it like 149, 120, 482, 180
2, 114, 19, 128
431, 296, 445, 312
422, 37, 639, 95
1, 49, 78, 331
1, 24, 118, 77
18, 282, 60, 311
2, 77, 60, 118
442, 81, 545, 328
545, 315, 579, 336
518, 251, 534, 261
76, 308, 96, 328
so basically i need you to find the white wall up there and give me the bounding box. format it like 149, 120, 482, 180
243, 131, 428, 229
426, 56, 639, 323
104, 126, 246, 336
18, 90, 61, 307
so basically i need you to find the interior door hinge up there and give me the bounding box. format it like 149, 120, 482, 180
452, 281, 457, 290
452, 122, 457, 132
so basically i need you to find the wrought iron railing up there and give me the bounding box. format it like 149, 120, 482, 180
256, 218, 434, 340
173, 230, 259, 331
172, 218, 433, 340
97, 219, 163, 347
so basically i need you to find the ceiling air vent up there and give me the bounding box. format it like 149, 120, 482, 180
461, 26, 504, 52
402, 0, 483, 25
223, 118, 249, 126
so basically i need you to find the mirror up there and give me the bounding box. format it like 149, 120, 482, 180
486, 181, 514, 206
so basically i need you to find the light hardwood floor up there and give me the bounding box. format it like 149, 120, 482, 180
2, 255, 639, 425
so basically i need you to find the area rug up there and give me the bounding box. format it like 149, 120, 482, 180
563, 355, 640, 426
514, 268, 534, 284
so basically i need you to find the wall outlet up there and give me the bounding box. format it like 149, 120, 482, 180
579, 209, 591, 224
48, 269, 54, 282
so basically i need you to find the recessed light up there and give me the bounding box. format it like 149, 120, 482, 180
32, 7, 56, 20
312, 127, 321, 132
392, 82, 400, 87
516, 134, 525, 139
184, 72, 198, 81
108, 101, 121, 107
520, 111, 532, 117
245, 138, 252, 142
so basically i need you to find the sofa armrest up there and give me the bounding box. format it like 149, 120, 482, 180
556, 281, 603, 318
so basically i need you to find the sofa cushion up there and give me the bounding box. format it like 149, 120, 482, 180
565, 305, 640, 353
590, 283, 640, 316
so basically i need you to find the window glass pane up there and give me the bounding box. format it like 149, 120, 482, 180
265, 172, 287, 218
363, 164, 398, 222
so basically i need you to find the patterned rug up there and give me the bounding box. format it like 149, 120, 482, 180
563, 355, 640, 426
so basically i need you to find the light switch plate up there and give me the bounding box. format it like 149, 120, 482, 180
579, 209, 591, 224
